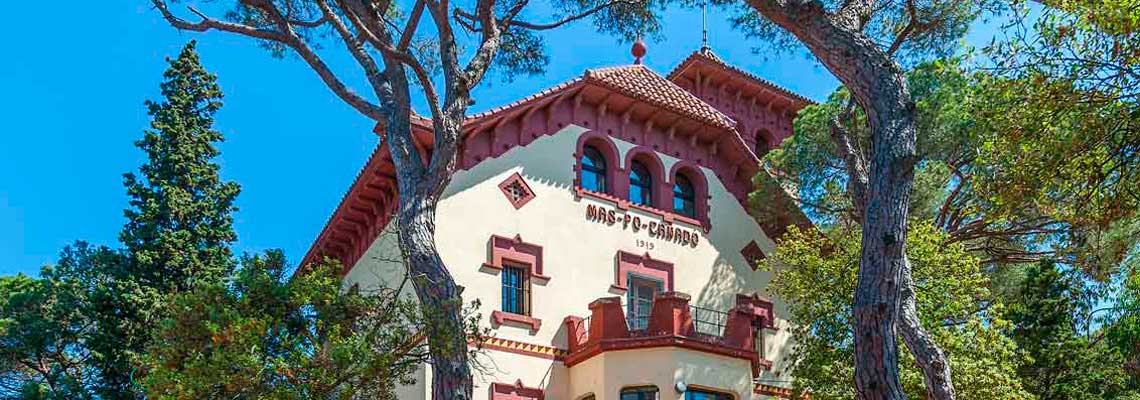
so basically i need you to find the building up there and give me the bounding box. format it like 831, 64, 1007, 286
303, 43, 814, 400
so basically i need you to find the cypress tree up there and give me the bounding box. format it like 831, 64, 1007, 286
120, 40, 239, 291
89, 40, 240, 397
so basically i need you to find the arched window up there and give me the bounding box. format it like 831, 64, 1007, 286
581, 145, 608, 193
673, 174, 696, 218
629, 160, 653, 206
756, 129, 772, 156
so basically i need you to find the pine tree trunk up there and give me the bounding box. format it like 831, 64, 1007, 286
397, 199, 474, 400
898, 263, 956, 400
742, 1, 956, 399
384, 78, 474, 399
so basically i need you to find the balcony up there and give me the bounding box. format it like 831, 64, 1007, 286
562, 292, 776, 377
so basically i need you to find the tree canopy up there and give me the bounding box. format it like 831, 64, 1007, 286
0, 42, 445, 400
761, 223, 1029, 400
141, 251, 477, 399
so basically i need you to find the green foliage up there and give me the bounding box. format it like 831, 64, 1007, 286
1104, 261, 1140, 386
991, 0, 1140, 105
979, 1, 1140, 279
971, 72, 1140, 279
1, 41, 239, 399
725, 0, 1005, 63
80, 40, 239, 398
141, 252, 438, 399
768, 56, 1140, 280
216, 0, 660, 82
0, 268, 96, 400
1006, 261, 1140, 400
761, 223, 1030, 400
766, 58, 979, 223
121, 39, 239, 291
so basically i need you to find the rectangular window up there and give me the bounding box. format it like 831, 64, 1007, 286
626, 274, 662, 331
501, 265, 530, 315
684, 388, 732, 400
620, 386, 659, 400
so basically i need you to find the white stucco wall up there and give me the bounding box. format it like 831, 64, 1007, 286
343, 124, 795, 399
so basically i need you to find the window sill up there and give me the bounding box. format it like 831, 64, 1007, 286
492, 311, 542, 332
575, 187, 710, 232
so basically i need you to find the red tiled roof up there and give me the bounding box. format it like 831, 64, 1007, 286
668, 49, 814, 107
464, 64, 738, 131
464, 77, 584, 123
305, 56, 815, 270
585, 65, 737, 130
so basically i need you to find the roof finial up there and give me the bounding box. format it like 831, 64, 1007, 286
700, 0, 710, 52
632, 36, 647, 64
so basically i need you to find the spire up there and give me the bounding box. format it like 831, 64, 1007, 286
700, 0, 710, 52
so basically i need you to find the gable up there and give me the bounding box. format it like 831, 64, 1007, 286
303, 58, 813, 270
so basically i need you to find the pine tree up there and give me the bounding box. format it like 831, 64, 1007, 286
1007, 261, 1139, 400
87, 40, 240, 398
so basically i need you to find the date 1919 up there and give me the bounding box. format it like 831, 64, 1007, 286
636, 239, 655, 250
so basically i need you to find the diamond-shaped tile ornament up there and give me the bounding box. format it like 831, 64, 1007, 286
498, 172, 536, 209
741, 241, 766, 271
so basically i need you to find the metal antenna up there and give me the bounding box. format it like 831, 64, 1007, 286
701, 0, 710, 52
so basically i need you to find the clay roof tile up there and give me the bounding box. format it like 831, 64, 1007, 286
584, 64, 736, 130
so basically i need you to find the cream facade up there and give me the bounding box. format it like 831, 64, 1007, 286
307, 48, 813, 400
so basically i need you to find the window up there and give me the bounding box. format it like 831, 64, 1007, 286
626, 274, 662, 331
581, 145, 608, 193
685, 388, 733, 400
673, 174, 696, 218
629, 160, 653, 206
501, 265, 530, 315
756, 130, 772, 156
620, 386, 659, 400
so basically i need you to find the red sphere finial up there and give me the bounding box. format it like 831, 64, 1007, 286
632, 36, 647, 64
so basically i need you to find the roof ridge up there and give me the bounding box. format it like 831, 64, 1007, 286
641, 64, 736, 126
584, 63, 644, 76
667, 50, 813, 106
584, 63, 736, 129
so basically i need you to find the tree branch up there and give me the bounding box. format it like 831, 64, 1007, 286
150, 0, 388, 121
398, 0, 427, 51
832, 0, 875, 31
830, 98, 869, 221
313, 0, 389, 102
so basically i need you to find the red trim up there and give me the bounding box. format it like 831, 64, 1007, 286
611, 251, 674, 292
483, 234, 549, 280
498, 172, 536, 209
755, 383, 802, 399
736, 293, 778, 330
565, 292, 775, 377
477, 337, 566, 361
304, 58, 818, 276
491, 380, 545, 400
492, 310, 542, 331
623, 146, 669, 210
741, 241, 766, 271
666, 49, 810, 156
574, 131, 622, 196
563, 335, 760, 368
668, 160, 711, 228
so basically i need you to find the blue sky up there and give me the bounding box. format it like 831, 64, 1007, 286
0, 1, 1003, 276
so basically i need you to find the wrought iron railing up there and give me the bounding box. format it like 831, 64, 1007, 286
691, 305, 729, 337
626, 310, 650, 332
577, 316, 591, 342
